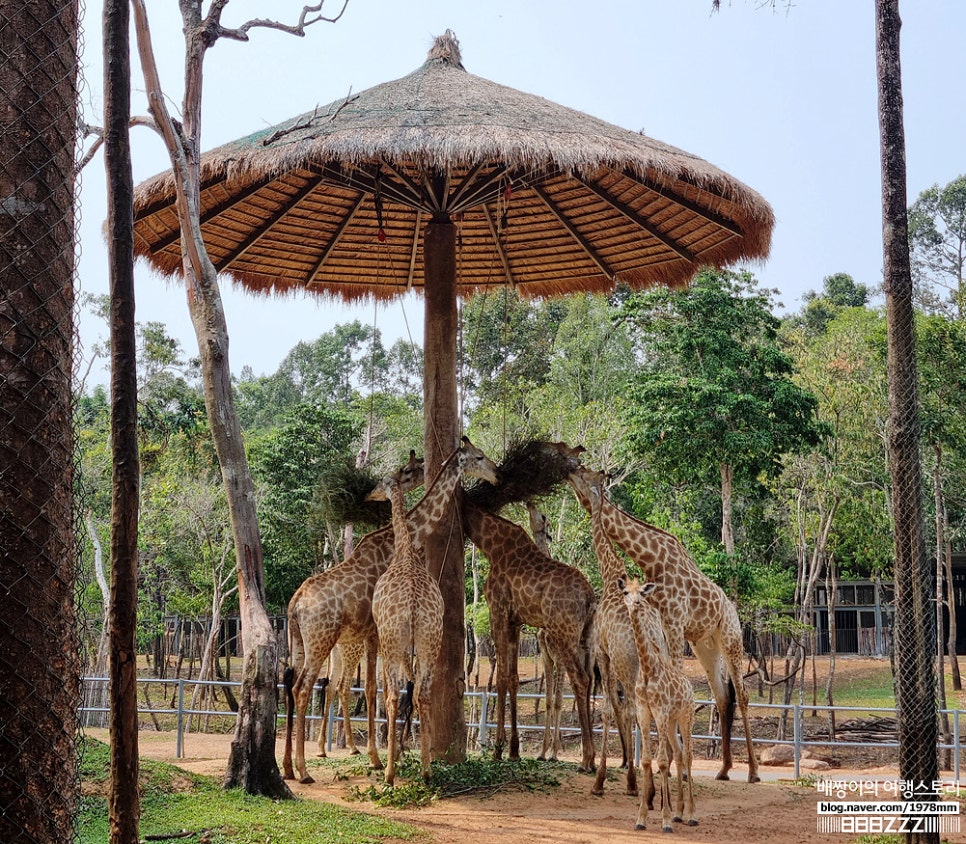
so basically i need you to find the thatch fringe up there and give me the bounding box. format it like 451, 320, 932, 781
132, 31, 774, 303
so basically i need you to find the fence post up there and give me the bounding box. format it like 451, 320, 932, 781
955, 708, 961, 784
326, 696, 335, 754
792, 703, 801, 780
176, 678, 185, 759
478, 689, 489, 749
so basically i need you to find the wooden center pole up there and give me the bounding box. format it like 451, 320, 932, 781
422, 218, 467, 761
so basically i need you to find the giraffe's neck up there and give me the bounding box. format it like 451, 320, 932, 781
463, 499, 523, 564
628, 601, 670, 677
388, 482, 415, 563
598, 497, 683, 578
590, 495, 626, 586
407, 457, 461, 545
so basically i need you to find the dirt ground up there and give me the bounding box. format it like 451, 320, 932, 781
112, 729, 947, 844
91, 657, 966, 843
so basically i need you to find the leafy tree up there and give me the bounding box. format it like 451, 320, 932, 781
908, 174, 966, 317
796, 272, 870, 336
248, 402, 361, 610
916, 314, 966, 688
617, 269, 823, 555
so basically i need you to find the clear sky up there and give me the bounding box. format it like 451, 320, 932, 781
76, 1, 966, 387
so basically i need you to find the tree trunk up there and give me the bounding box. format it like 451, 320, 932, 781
423, 218, 467, 762
0, 3, 80, 840
104, 1, 142, 837
824, 559, 837, 740
84, 512, 110, 727
933, 443, 961, 689
131, 1, 291, 798
876, 3, 939, 840
719, 462, 735, 556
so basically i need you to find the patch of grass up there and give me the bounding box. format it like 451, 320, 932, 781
831, 668, 897, 713
77, 738, 417, 844
344, 751, 567, 808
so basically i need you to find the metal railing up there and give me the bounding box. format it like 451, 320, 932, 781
79, 676, 964, 780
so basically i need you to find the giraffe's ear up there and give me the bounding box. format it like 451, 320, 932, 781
617, 576, 626, 593
641, 581, 657, 597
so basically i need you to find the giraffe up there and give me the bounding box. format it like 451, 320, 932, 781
584, 478, 649, 800
525, 503, 564, 763
566, 458, 759, 783
370, 469, 445, 785
316, 642, 365, 758
283, 440, 498, 784
621, 577, 696, 832
461, 493, 597, 772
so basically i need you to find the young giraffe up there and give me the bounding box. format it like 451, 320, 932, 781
461, 494, 597, 772
370, 470, 444, 785
584, 479, 649, 800
284, 441, 498, 783
565, 457, 759, 783
621, 577, 696, 832
525, 503, 565, 763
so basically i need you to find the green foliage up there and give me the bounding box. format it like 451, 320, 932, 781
248, 402, 362, 609
466, 601, 491, 638
77, 738, 415, 844
618, 269, 823, 491
794, 272, 870, 336
908, 174, 966, 317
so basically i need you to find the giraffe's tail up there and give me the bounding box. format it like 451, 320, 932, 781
723, 675, 736, 746
399, 679, 415, 737
283, 666, 296, 747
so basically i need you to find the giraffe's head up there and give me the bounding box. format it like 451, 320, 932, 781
619, 577, 669, 652
457, 436, 500, 485
567, 464, 609, 506
537, 440, 586, 469
365, 450, 426, 501
525, 502, 551, 551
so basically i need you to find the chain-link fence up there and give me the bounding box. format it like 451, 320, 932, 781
0, 2, 81, 842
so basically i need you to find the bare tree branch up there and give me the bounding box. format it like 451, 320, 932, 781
209, 0, 349, 43
77, 116, 159, 173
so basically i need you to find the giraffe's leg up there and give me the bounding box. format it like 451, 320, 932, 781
383, 664, 398, 786
340, 674, 359, 755
592, 681, 610, 795
681, 713, 697, 826
282, 622, 306, 780
657, 725, 673, 833
537, 648, 557, 761
417, 671, 433, 783
364, 636, 383, 770
491, 618, 510, 761
293, 657, 327, 784
635, 690, 656, 811
692, 641, 734, 780
507, 629, 521, 760
723, 635, 759, 783
315, 677, 331, 758
617, 690, 639, 796
283, 666, 297, 779
551, 665, 564, 759
558, 647, 596, 772
671, 724, 685, 823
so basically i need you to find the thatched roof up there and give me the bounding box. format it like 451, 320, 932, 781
133, 31, 773, 302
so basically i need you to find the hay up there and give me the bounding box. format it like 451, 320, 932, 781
467, 437, 583, 512
316, 462, 391, 529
